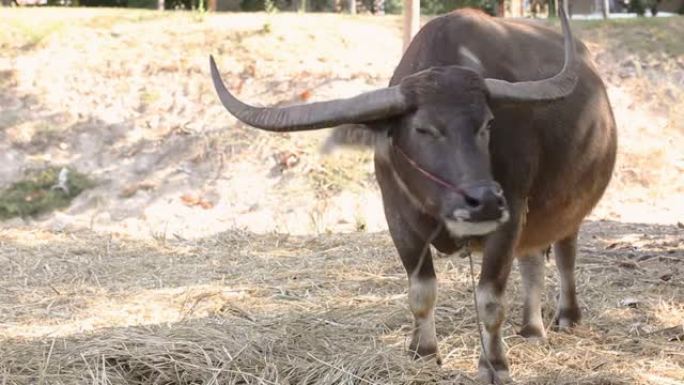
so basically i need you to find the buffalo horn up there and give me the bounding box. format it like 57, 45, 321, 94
210, 56, 410, 132
485, 7, 577, 102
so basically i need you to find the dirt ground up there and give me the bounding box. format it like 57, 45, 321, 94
0, 8, 683, 385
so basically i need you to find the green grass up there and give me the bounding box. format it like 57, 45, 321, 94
0, 167, 95, 220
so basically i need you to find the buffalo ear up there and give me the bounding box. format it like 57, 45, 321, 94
321, 122, 389, 154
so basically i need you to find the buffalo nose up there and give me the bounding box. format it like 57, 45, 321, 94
462, 185, 506, 221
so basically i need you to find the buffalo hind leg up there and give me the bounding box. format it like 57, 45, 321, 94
517, 252, 546, 339
553, 232, 581, 329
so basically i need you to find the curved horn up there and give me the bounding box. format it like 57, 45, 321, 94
210, 56, 410, 132
485, 7, 577, 102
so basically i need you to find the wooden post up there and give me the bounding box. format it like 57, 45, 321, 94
403, 0, 419, 51
349, 0, 356, 14
601, 0, 609, 18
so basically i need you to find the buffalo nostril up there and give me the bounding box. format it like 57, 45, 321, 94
496, 196, 506, 208
464, 195, 481, 209
461, 184, 505, 221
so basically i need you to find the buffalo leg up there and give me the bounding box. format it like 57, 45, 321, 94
517, 252, 546, 339
376, 163, 441, 363
476, 210, 522, 383
553, 232, 581, 329
387, 219, 441, 363
406, 254, 440, 363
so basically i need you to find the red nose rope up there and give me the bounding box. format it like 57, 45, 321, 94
391, 140, 468, 197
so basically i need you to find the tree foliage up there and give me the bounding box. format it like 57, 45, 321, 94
628, 0, 664, 16
265, 0, 494, 13
420, 0, 495, 15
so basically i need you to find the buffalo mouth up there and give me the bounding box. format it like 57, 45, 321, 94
443, 209, 510, 237
441, 183, 510, 237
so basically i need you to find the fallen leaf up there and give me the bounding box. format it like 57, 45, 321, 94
181, 193, 214, 210
180, 194, 200, 206
299, 89, 312, 101
119, 185, 138, 198
274, 151, 300, 170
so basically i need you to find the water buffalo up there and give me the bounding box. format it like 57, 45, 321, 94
209, 8, 616, 382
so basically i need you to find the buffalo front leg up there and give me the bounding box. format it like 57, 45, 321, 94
407, 265, 440, 364
384, 215, 441, 363
376, 163, 441, 364
553, 232, 581, 329
517, 252, 546, 339
476, 213, 521, 383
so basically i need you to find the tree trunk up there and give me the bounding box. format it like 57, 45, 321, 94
601, 0, 609, 18
348, 0, 355, 14
2, 0, 12, 5
561, 0, 569, 16
650, 0, 662, 16
402, 0, 419, 52
207, 0, 217, 11
547, 0, 557, 17
158, 0, 164, 10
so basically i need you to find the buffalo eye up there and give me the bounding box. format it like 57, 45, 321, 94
415, 126, 440, 137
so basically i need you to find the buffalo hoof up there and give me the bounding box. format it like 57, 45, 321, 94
477, 356, 511, 384
408, 341, 442, 366
477, 366, 512, 384
518, 324, 547, 340
553, 307, 581, 331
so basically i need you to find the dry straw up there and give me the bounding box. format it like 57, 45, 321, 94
1, 222, 682, 384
